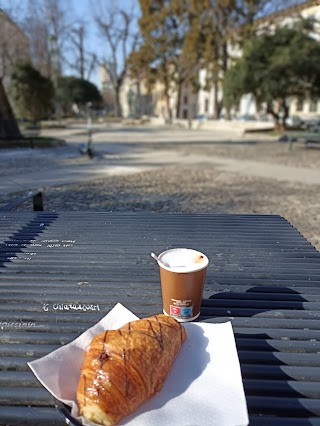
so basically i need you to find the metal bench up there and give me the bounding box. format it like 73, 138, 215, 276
0, 212, 319, 425
279, 132, 320, 150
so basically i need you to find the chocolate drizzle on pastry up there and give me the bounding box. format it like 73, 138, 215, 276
98, 350, 110, 369
152, 315, 164, 351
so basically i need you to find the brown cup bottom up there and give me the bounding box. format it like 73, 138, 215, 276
159, 266, 207, 322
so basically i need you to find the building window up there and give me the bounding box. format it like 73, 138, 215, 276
310, 98, 318, 113
184, 95, 188, 105
205, 99, 209, 113
183, 109, 188, 119
296, 98, 304, 112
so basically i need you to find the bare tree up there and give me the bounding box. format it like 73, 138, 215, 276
65, 23, 97, 81
93, 1, 140, 117
24, 0, 71, 80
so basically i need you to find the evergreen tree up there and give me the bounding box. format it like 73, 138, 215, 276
185, 0, 290, 118
224, 21, 320, 129
10, 63, 54, 124
56, 76, 102, 115
0, 78, 22, 139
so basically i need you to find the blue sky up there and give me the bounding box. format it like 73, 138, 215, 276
0, 0, 140, 86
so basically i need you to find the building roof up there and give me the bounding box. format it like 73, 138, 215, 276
255, 0, 320, 26
0, 8, 29, 43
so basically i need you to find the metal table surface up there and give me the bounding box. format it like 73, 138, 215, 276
0, 211, 320, 426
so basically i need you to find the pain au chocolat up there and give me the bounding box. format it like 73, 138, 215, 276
77, 314, 187, 426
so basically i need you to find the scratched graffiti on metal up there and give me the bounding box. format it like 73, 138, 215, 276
6, 252, 37, 261
5, 239, 76, 248
0, 321, 36, 329
42, 239, 76, 248
42, 303, 100, 312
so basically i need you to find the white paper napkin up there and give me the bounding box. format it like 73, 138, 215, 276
28, 303, 249, 426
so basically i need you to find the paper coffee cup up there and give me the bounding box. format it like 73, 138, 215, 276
157, 248, 209, 322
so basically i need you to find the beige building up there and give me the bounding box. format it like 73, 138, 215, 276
100, 62, 178, 120
0, 10, 30, 91
176, 81, 198, 120
120, 77, 194, 122
98, 64, 116, 114
119, 77, 154, 118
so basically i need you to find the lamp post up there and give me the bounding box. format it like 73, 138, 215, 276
86, 101, 94, 158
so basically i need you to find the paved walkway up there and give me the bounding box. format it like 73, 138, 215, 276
1, 163, 149, 195
204, 155, 320, 185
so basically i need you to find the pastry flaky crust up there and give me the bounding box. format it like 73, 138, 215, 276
77, 314, 187, 426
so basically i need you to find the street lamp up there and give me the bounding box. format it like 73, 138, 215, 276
86, 102, 94, 158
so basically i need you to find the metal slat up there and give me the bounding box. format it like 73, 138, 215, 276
2, 275, 320, 288
0, 357, 36, 371
204, 316, 320, 329
238, 351, 320, 367
247, 395, 320, 416
236, 338, 320, 353
241, 364, 320, 382
243, 379, 320, 398
0, 344, 59, 357
0, 371, 39, 387
0, 406, 62, 425
249, 416, 320, 425
0, 332, 78, 345
201, 308, 320, 320
206, 292, 320, 302
233, 327, 320, 341
0, 387, 51, 406
202, 299, 320, 310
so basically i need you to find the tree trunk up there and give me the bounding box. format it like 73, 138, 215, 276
176, 81, 182, 119
165, 92, 172, 124
281, 99, 289, 130
79, 26, 85, 80
187, 97, 192, 130
266, 102, 281, 131
225, 108, 232, 121
213, 81, 219, 119
274, 121, 285, 132
0, 78, 22, 139
137, 80, 141, 117
114, 86, 122, 118
213, 80, 223, 119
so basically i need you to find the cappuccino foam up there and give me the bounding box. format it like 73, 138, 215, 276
158, 248, 208, 273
